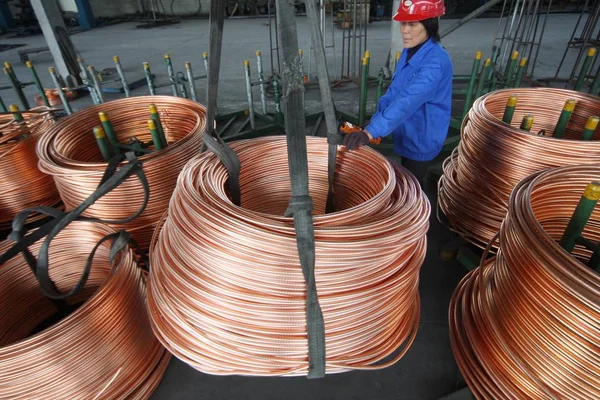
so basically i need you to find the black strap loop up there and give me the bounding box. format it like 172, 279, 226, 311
204, 131, 241, 206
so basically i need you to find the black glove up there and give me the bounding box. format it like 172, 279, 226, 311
342, 131, 370, 150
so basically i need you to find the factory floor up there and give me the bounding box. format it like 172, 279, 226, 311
0, 12, 583, 400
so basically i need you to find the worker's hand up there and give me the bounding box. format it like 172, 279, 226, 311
342, 131, 371, 150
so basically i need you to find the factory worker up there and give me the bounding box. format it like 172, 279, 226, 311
343, 0, 453, 186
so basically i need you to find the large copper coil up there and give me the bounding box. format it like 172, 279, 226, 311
0, 221, 170, 399
147, 136, 430, 376
0, 108, 60, 230
449, 165, 600, 399
438, 88, 600, 249
36, 96, 206, 250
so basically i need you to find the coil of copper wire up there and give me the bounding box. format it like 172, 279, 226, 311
0, 107, 60, 231
147, 136, 430, 376
36, 96, 206, 250
0, 221, 170, 399
449, 165, 600, 399
438, 88, 600, 249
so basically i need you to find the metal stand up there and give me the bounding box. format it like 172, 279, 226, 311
307, 0, 337, 82
339, 0, 369, 81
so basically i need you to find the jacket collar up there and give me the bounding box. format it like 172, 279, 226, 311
404, 37, 436, 67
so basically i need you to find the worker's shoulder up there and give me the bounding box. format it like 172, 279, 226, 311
423, 43, 453, 69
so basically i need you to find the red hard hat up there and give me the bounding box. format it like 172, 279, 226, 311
393, 0, 445, 22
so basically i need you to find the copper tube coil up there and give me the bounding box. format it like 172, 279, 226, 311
438, 88, 600, 249
147, 136, 430, 376
36, 96, 206, 250
0, 221, 170, 399
0, 108, 60, 230
449, 165, 600, 399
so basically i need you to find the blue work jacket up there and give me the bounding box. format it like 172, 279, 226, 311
366, 38, 453, 161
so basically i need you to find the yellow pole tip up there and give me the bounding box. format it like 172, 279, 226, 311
203, 52, 208, 58
26, 61, 33, 68
9, 104, 19, 112
484, 58, 491, 66
507, 96, 518, 107
588, 48, 597, 56
256, 50, 261, 56
4, 61, 11, 68
77, 57, 83, 63
185, 62, 191, 68
362, 57, 368, 65
365, 50, 371, 58
585, 116, 599, 130
113, 56, 119, 62
564, 99, 577, 112
149, 104, 158, 113
511, 51, 519, 59
98, 111, 108, 121
48, 67, 56, 73
87, 65, 94, 71
584, 182, 600, 201
164, 54, 170, 59
148, 119, 157, 129
93, 126, 106, 138
475, 51, 483, 60
143, 62, 150, 69
519, 57, 528, 66
396, 51, 401, 60
298, 49, 303, 55
244, 60, 250, 67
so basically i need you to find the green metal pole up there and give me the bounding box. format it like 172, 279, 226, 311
376, 70, 384, 105
591, 64, 600, 95
113, 56, 131, 97
502, 95, 518, 124
574, 48, 596, 91
143, 62, 156, 95
26, 60, 50, 107
98, 111, 120, 153
202, 51, 209, 75
78, 57, 99, 105
559, 181, 600, 253
184, 62, 198, 102
462, 50, 483, 117
48, 67, 72, 115
149, 103, 168, 148
244, 60, 255, 130
553, 99, 576, 138
256, 51, 268, 114
505, 50, 519, 87
148, 119, 164, 151
93, 126, 112, 161
9, 104, 23, 121
359, 52, 370, 126
4, 61, 30, 110
273, 76, 283, 125
298, 49, 305, 83
0, 96, 6, 112
581, 116, 599, 140
474, 58, 492, 101
520, 114, 534, 131
164, 53, 179, 97
513, 57, 528, 88
88, 65, 105, 103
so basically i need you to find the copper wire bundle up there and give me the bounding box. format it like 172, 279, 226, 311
449, 165, 600, 399
36, 96, 206, 250
147, 136, 430, 376
0, 221, 170, 399
439, 88, 600, 249
0, 107, 59, 230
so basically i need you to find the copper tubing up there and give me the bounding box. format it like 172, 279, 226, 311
0, 221, 170, 399
449, 165, 600, 400
439, 88, 600, 249
147, 136, 430, 376
36, 96, 206, 250
0, 108, 60, 230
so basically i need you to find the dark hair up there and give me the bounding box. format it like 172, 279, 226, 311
421, 18, 440, 42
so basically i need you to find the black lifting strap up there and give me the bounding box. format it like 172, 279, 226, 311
203, 0, 241, 206
303, 0, 342, 215
277, 0, 326, 379
0, 152, 150, 300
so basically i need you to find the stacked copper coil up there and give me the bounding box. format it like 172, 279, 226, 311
147, 136, 430, 376
36, 96, 206, 249
0, 108, 60, 230
439, 88, 600, 249
0, 221, 170, 399
450, 165, 600, 399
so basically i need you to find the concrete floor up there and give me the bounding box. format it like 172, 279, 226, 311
0, 13, 584, 400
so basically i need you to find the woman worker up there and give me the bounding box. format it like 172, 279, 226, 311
343, 0, 453, 186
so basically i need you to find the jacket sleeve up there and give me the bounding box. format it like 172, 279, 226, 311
366, 62, 443, 139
